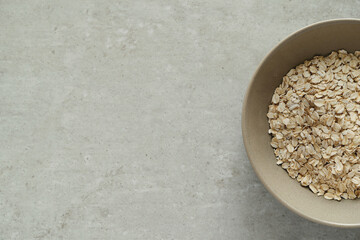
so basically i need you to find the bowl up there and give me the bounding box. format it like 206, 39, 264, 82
242, 19, 360, 227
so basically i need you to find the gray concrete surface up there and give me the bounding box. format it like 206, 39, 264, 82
1, 0, 360, 239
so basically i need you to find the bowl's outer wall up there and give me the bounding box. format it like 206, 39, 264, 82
243, 19, 360, 227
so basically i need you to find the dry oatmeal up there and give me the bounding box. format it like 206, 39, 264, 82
267, 50, 360, 201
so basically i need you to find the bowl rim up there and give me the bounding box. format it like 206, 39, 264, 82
242, 18, 360, 228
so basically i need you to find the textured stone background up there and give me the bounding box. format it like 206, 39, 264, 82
1, 0, 360, 239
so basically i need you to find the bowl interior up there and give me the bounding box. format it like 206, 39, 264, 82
243, 19, 360, 227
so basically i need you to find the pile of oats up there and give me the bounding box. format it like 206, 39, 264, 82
268, 50, 360, 201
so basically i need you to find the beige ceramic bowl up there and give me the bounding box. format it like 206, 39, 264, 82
242, 19, 360, 227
